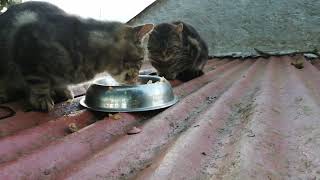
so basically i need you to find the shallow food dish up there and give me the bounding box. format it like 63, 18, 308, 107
80, 75, 178, 112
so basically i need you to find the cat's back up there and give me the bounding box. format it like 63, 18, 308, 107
10, 1, 65, 13
0, 1, 66, 27
1, 1, 66, 18
0, 1, 87, 47
0, 2, 70, 74
0, 1, 69, 45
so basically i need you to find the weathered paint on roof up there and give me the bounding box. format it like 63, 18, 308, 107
0, 56, 319, 179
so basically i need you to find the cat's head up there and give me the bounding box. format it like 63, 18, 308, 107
114, 24, 154, 84
147, 22, 185, 79
106, 23, 154, 84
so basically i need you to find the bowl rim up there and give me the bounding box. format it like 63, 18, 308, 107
79, 96, 178, 112
92, 75, 167, 87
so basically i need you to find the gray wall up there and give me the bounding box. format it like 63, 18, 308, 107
128, 0, 320, 57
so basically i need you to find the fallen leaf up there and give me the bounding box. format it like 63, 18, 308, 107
127, 126, 142, 135
68, 123, 78, 133
271, 107, 281, 113
109, 113, 121, 120
291, 59, 304, 69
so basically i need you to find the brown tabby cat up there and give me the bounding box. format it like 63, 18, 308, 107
147, 21, 208, 81
0, 1, 154, 111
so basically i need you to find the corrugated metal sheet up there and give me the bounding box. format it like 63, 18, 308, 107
0, 56, 319, 180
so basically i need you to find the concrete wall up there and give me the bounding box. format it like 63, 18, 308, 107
128, 0, 320, 57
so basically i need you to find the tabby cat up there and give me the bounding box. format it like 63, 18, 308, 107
147, 21, 208, 81
0, 1, 154, 111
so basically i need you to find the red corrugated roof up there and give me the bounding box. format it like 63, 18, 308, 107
0, 56, 319, 179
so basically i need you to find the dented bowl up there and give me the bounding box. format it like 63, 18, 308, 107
80, 75, 178, 112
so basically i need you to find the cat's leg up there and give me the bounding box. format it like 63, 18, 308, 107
51, 86, 74, 103
24, 75, 54, 112
176, 69, 204, 82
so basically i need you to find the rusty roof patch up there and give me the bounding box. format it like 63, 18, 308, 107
0, 56, 319, 179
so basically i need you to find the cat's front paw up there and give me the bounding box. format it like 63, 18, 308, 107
29, 95, 54, 112
51, 87, 74, 103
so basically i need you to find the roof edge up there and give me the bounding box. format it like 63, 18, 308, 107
126, 0, 165, 25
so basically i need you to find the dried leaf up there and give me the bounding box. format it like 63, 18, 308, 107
127, 126, 142, 135
68, 123, 78, 133
291, 59, 304, 69
109, 113, 121, 120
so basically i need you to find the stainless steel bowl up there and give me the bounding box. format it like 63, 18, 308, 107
80, 75, 178, 112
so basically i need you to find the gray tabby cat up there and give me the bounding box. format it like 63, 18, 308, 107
147, 21, 208, 82
0, 1, 154, 111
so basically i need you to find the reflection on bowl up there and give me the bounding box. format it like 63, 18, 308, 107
80, 75, 178, 112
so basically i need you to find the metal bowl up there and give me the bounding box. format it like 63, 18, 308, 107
80, 75, 178, 112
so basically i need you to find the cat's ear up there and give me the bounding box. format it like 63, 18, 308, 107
175, 23, 184, 33
133, 24, 154, 41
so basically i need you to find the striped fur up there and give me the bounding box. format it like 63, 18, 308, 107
147, 21, 208, 81
0, 1, 153, 111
